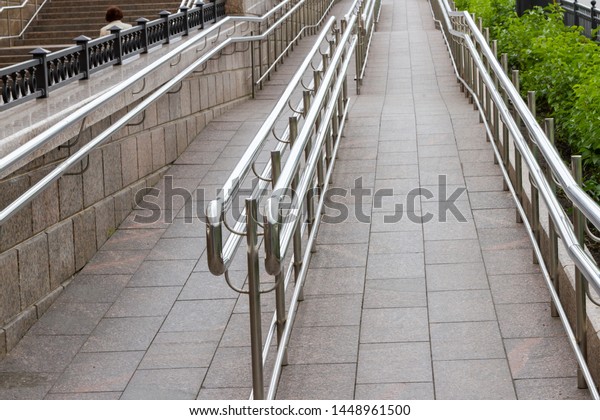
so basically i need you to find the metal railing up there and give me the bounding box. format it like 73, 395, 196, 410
0, 0, 226, 110
0, 0, 323, 222
0, 0, 48, 44
560, 0, 600, 39
205, 0, 379, 400
432, 0, 600, 398
351, 0, 380, 93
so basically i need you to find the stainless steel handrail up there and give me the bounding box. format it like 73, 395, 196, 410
204, 0, 377, 400
432, 0, 600, 398
0, 0, 314, 225
0, 0, 48, 41
206, 16, 337, 275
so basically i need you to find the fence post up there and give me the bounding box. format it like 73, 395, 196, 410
196, 0, 205, 29
31, 47, 49, 98
159, 10, 171, 43
180, 6, 190, 36
246, 198, 264, 400
574, 0, 580, 27
110, 27, 123, 64
136, 18, 150, 53
74, 36, 91, 80
592, 0, 598, 39
571, 155, 588, 390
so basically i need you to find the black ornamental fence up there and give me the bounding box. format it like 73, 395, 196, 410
0, 0, 226, 110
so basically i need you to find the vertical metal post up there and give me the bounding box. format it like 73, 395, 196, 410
74, 36, 91, 80
545, 118, 559, 317
110, 27, 124, 64
159, 10, 171, 43
250, 32, 256, 98
355, 19, 362, 95
246, 198, 264, 400
289, 117, 304, 302
572, 156, 588, 389
528, 90, 539, 262
512, 69, 522, 224
501, 53, 509, 191
181, 6, 190, 36
31, 48, 50, 98
527, 91, 536, 151
270, 151, 288, 366
136, 18, 150, 53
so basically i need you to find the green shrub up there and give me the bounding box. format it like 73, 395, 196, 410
454, 1, 600, 200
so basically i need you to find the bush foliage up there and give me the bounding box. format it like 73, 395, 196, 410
454, 0, 600, 199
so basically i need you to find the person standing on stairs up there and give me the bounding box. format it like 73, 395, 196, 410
99, 6, 132, 37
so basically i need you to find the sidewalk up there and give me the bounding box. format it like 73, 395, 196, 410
0, 0, 590, 400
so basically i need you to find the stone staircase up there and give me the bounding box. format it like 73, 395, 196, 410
0, 0, 184, 68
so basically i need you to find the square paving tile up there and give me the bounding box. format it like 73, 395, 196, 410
433, 359, 516, 399
469, 191, 515, 210
81, 316, 163, 352
430, 321, 505, 361
495, 303, 565, 338
121, 368, 206, 399
473, 208, 519, 229
0, 372, 59, 399
488, 274, 550, 304
162, 217, 206, 238
423, 220, 477, 241
294, 295, 363, 327
316, 222, 371, 245
28, 302, 111, 336
360, 307, 429, 343
426, 262, 488, 291
57, 275, 130, 303
424, 239, 482, 265
482, 249, 540, 275
146, 237, 206, 260
202, 347, 271, 389
309, 244, 369, 268
505, 337, 578, 379
179, 271, 241, 300
354, 382, 434, 400
51, 351, 144, 393
161, 300, 236, 340
139, 339, 218, 370
428, 290, 496, 323
304, 267, 365, 296
106, 286, 180, 317
100, 229, 165, 251
369, 231, 423, 254
128, 259, 196, 287
364, 278, 426, 308
357, 342, 432, 384
514, 378, 590, 400
277, 363, 356, 400
0, 335, 87, 373
367, 253, 425, 279
287, 326, 359, 364
80, 250, 149, 275
477, 227, 531, 251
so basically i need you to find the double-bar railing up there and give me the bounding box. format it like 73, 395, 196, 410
205, 0, 380, 400
432, 0, 600, 398
0, 0, 226, 110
